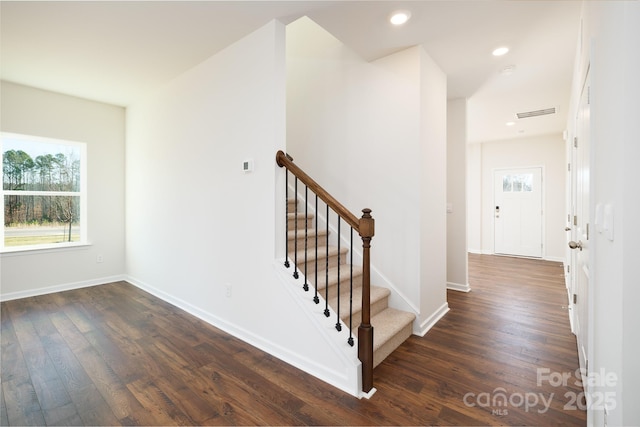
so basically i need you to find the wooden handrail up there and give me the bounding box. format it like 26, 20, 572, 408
276, 151, 360, 231
276, 150, 375, 393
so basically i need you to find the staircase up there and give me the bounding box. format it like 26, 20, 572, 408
287, 199, 416, 368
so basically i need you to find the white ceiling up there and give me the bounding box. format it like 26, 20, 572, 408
1, 1, 582, 143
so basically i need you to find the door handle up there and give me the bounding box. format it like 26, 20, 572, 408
568, 240, 583, 251
565, 227, 571, 231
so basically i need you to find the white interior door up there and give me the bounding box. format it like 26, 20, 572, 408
494, 167, 543, 257
571, 68, 590, 374
567, 126, 577, 333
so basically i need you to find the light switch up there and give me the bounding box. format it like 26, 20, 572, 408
603, 204, 614, 241
595, 203, 603, 233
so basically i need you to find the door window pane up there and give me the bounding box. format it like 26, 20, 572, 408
513, 175, 523, 192
522, 174, 533, 192
503, 175, 512, 192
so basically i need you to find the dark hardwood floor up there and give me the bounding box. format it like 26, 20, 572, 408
1, 254, 586, 426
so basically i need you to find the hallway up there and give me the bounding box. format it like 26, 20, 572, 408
374, 254, 586, 425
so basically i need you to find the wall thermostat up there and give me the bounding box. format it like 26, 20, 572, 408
242, 159, 254, 173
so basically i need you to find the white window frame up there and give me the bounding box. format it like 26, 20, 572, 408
1, 132, 88, 253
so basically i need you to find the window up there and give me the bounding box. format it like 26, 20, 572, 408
2, 133, 87, 251
502, 174, 533, 193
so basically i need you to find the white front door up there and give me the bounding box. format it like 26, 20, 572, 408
494, 167, 543, 257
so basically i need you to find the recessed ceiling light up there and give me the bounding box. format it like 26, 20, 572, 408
390, 10, 411, 26
492, 46, 509, 57
506, 121, 515, 127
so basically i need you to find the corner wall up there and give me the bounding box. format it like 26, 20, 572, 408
446, 99, 469, 292
0, 81, 126, 299
467, 143, 482, 254
418, 48, 449, 330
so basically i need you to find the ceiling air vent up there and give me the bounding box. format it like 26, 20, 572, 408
516, 107, 556, 119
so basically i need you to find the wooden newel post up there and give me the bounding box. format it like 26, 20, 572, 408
358, 208, 375, 393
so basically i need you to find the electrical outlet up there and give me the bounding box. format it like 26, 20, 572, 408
96, 255, 104, 263
225, 283, 232, 298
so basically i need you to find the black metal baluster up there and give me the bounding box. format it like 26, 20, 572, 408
335, 216, 342, 332
303, 186, 309, 291
348, 228, 354, 346
284, 170, 290, 268
324, 204, 330, 318
313, 195, 320, 304
293, 177, 299, 279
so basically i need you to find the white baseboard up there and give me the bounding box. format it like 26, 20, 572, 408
568, 304, 575, 335
447, 282, 471, 293
543, 255, 566, 263
361, 387, 377, 399
126, 271, 363, 398
0, 275, 127, 302
416, 302, 450, 337
468, 249, 494, 255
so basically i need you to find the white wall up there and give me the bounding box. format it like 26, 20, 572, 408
447, 99, 469, 292
569, 2, 640, 426
0, 81, 126, 299
125, 20, 361, 396
621, 6, 640, 424
467, 143, 483, 254
286, 17, 448, 335
418, 49, 449, 330
467, 134, 566, 261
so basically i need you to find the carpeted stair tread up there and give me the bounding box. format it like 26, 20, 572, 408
286, 202, 416, 369
287, 228, 328, 241
328, 285, 390, 322
314, 264, 363, 291
367, 308, 415, 352
369, 308, 415, 367
289, 245, 348, 264
286, 212, 314, 220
